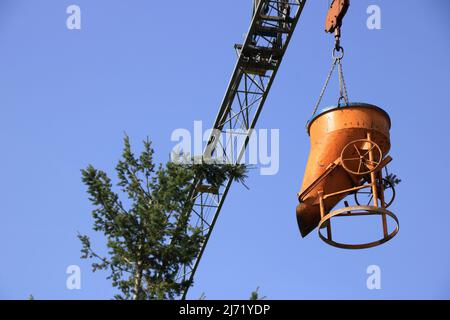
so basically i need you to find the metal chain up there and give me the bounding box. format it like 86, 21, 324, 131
337, 60, 349, 106
312, 57, 338, 117
311, 45, 350, 118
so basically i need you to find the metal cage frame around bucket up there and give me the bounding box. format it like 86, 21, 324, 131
317, 205, 399, 249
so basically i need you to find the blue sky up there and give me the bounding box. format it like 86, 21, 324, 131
1, 0, 449, 299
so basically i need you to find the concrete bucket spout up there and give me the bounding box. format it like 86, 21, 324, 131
296, 103, 392, 238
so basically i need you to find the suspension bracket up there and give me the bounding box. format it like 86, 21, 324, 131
325, 0, 350, 50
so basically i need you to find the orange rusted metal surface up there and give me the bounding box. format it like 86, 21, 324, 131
296, 103, 391, 237
325, 0, 350, 33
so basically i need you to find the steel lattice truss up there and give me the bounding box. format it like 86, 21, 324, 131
178, 0, 307, 299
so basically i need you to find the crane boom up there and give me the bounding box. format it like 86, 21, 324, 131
179, 0, 307, 299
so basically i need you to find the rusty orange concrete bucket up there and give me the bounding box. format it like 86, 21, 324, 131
296, 103, 391, 237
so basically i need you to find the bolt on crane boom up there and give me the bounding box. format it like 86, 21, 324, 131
178, 0, 307, 299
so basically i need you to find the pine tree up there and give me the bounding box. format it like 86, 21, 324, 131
79, 135, 247, 300
249, 287, 266, 300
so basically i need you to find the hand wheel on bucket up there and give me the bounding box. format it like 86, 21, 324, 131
340, 139, 382, 175
354, 178, 396, 208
